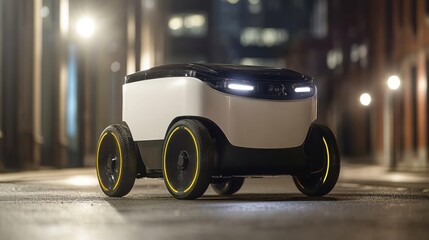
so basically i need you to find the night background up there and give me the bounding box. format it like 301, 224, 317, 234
0, 0, 428, 239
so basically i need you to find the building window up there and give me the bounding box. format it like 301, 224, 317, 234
350, 44, 368, 68
168, 13, 207, 37
311, 0, 328, 39
240, 27, 289, 47
326, 49, 343, 70
248, 0, 262, 14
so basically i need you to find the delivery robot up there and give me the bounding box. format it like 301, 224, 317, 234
96, 63, 341, 200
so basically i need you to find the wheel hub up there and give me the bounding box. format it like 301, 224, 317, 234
177, 151, 189, 171
107, 154, 117, 172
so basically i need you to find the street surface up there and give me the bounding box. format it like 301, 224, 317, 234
0, 164, 428, 240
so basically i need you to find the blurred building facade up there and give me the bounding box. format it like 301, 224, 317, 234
376, 0, 429, 170
284, 0, 429, 170
297, 0, 429, 170
0, 0, 428, 171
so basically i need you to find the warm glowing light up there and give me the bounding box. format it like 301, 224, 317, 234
141, 52, 152, 70
360, 93, 372, 106
228, 83, 254, 91
168, 17, 183, 30
294, 86, 311, 93
76, 17, 95, 38
227, 0, 240, 4
387, 75, 401, 90
184, 14, 205, 28
60, 0, 69, 34
240, 27, 288, 47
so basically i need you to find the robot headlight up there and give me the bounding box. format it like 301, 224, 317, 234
294, 86, 312, 93
289, 83, 316, 99
227, 82, 255, 91
201, 75, 315, 100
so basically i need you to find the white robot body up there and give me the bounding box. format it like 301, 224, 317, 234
123, 77, 317, 149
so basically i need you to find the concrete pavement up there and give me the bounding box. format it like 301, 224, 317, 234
0, 164, 428, 240
341, 163, 429, 181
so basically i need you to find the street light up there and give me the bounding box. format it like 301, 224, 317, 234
76, 17, 95, 39
360, 92, 372, 106
384, 75, 400, 169
387, 75, 401, 90
74, 16, 96, 165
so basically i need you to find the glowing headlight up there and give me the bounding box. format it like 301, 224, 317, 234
227, 83, 255, 91
294, 86, 311, 93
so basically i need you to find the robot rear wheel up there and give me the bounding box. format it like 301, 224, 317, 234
211, 177, 245, 195
293, 123, 340, 197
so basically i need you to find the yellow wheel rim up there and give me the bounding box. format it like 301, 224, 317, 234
322, 137, 330, 184
163, 126, 200, 193
96, 131, 123, 191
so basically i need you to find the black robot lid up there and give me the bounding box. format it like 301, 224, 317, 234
125, 63, 312, 84
125, 63, 315, 100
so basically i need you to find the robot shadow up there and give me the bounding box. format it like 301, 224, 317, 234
102, 193, 339, 207
200, 193, 339, 202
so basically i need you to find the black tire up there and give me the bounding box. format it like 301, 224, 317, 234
162, 119, 215, 200
211, 177, 245, 195
96, 124, 137, 197
293, 123, 340, 197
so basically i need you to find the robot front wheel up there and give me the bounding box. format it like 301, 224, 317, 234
162, 119, 215, 200
96, 124, 137, 197
293, 123, 341, 197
